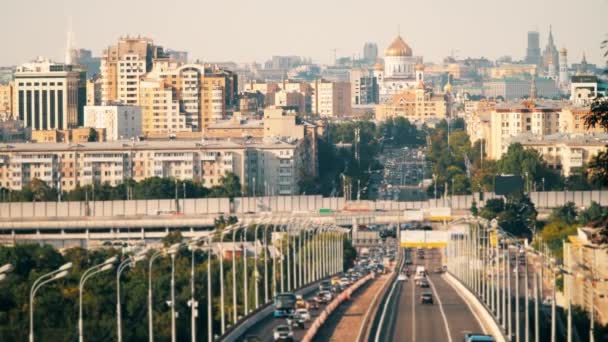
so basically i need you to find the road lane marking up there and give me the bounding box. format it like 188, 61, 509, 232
441, 273, 488, 334
411, 274, 416, 342
428, 273, 453, 342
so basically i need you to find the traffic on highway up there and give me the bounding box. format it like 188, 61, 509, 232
242, 245, 395, 342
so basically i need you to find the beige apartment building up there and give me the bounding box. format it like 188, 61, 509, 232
559, 106, 606, 134
31, 128, 106, 143
0, 138, 308, 195
375, 85, 447, 122
489, 100, 563, 159
489, 64, 537, 79
139, 78, 187, 135
100, 36, 164, 105
508, 132, 608, 176
86, 77, 102, 106
564, 227, 608, 325
0, 82, 13, 118
310, 79, 351, 117
464, 100, 495, 147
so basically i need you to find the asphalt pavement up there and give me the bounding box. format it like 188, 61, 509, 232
379, 248, 484, 342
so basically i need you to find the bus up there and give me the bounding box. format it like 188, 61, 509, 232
273, 293, 297, 317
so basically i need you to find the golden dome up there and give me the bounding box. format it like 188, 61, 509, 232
373, 62, 384, 71
444, 81, 453, 93
385, 35, 413, 57
415, 63, 425, 71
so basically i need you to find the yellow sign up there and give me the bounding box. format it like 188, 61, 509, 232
490, 230, 498, 247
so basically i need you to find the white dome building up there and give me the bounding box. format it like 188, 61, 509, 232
378, 35, 423, 103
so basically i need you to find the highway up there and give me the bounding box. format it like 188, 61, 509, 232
378, 247, 484, 342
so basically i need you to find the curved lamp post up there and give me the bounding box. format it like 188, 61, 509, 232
30, 262, 73, 342
117, 252, 146, 342
79, 256, 117, 342
148, 250, 162, 342
0, 263, 14, 282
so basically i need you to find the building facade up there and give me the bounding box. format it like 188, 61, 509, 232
0, 139, 307, 195
564, 228, 608, 325
489, 100, 562, 159
375, 84, 447, 122
84, 105, 142, 140
0, 83, 13, 119
310, 79, 351, 117
508, 132, 608, 176
13, 57, 86, 130
350, 68, 379, 105
100, 36, 164, 105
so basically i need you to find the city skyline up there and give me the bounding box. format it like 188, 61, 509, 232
2, 0, 607, 66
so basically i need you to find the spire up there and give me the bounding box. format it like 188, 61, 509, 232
65, 16, 75, 65
548, 25, 554, 44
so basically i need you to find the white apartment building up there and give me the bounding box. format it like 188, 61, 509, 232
0, 139, 306, 194
84, 105, 142, 140
489, 100, 563, 159
13, 57, 86, 130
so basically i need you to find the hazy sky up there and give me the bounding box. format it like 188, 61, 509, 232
2, 0, 608, 66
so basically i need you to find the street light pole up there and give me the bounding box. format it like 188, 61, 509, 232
206, 237, 213, 342
30, 263, 72, 342
80, 257, 116, 342
148, 251, 162, 342
189, 237, 202, 342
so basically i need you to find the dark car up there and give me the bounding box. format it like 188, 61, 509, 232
421, 292, 433, 304
243, 335, 262, 342
286, 313, 306, 329
307, 300, 319, 310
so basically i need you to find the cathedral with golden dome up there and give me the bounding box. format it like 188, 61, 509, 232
373, 35, 423, 103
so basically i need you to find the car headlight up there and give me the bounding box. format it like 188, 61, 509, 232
288, 331, 294, 336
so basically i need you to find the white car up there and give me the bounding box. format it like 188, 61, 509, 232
397, 273, 408, 281
296, 308, 311, 321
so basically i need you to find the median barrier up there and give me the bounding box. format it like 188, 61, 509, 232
220, 275, 337, 342
301, 272, 374, 342
356, 254, 403, 342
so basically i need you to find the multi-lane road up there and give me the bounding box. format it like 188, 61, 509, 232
377, 248, 484, 342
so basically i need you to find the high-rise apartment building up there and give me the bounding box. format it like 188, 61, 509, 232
310, 79, 351, 117
13, 57, 86, 130
100, 36, 165, 105
143, 60, 238, 132
350, 68, 379, 105
525, 31, 541, 65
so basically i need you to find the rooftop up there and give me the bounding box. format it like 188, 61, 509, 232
508, 132, 608, 146
0, 137, 300, 153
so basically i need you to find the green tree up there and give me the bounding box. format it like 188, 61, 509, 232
87, 128, 99, 142
162, 230, 184, 247
578, 201, 607, 225
480, 198, 504, 220
550, 202, 578, 225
